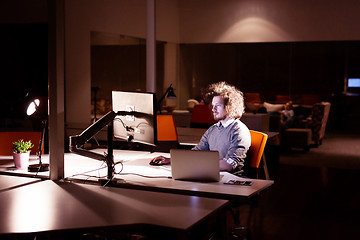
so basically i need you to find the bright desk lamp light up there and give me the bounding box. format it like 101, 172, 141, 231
26, 99, 49, 172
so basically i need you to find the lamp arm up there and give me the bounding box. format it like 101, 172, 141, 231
36, 119, 47, 164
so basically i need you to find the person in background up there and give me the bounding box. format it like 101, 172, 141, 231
150, 81, 251, 174
280, 101, 295, 129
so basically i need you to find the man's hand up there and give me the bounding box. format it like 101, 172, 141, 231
219, 159, 233, 171
149, 156, 170, 166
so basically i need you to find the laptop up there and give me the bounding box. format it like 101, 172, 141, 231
170, 149, 220, 182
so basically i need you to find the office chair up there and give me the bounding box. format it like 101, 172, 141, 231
0, 132, 43, 155
247, 130, 269, 180
156, 115, 179, 152
190, 104, 216, 128
230, 130, 269, 239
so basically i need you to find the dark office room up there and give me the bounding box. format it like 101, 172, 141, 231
1, 0, 360, 239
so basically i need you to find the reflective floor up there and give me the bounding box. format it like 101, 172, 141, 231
243, 130, 360, 240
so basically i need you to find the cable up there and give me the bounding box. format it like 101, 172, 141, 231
116, 172, 171, 179
64, 164, 107, 180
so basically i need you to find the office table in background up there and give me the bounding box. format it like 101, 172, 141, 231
176, 127, 207, 146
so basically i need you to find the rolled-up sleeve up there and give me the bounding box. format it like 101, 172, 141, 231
224, 127, 251, 170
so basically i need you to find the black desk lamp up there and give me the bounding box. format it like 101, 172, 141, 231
157, 84, 176, 113
26, 99, 49, 172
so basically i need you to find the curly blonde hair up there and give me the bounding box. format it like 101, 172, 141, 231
204, 81, 245, 119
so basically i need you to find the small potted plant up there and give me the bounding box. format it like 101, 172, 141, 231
12, 139, 34, 170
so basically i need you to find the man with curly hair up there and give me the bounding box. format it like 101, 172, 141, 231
150, 82, 251, 173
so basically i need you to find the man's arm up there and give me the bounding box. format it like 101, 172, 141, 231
219, 159, 233, 171
224, 123, 251, 171
192, 128, 210, 151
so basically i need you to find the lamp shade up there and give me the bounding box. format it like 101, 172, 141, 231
167, 86, 176, 98
26, 99, 40, 116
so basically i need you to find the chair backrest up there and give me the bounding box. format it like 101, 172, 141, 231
248, 130, 268, 169
276, 95, 291, 104
190, 104, 216, 128
301, 94, 320, 105
157, 115, 178, 142
310, 102, 331, 144
0, 132, 43, 155
245, 93, 261, 103
155, 115, 179, 152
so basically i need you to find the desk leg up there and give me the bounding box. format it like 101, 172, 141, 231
179, 206, 228, 240
217, 207, 229, 240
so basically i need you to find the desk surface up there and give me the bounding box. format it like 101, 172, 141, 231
0, 155, 50, 179
66, 150, 274, 200
113, 158, 273, 200
1, 149, 274, 200
0, 174, 41, 192
0, 180, 228, 236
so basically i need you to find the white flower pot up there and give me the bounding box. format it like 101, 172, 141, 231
13, 152, 30, 170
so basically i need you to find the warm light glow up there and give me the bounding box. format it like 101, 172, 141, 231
26, 99, 40, 116
217, 16, 294, 42
9, 185, 56, 232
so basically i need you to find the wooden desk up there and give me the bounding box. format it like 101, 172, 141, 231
64, 150, 274, 200
0, 174, 41, 192
1, 150, 274, 200
0, 155, 50, 179
0, 180, 228, 239
116, 157, 273, 200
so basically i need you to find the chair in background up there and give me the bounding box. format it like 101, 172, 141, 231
230, 130, 269, 239
244, 93, 261, 103
156, 115, 179, 152
276, 94, 291, 104
244, 93, 263, 113
307, 102, 331, 146
283, 102, 331, 150
186, 99, 200, 112
190, 104, 216, 128
0, 132, 43, 155
300, 94, 320, 106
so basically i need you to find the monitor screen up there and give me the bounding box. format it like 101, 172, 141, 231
348, 78, 360, 88
112, 91, 157, 146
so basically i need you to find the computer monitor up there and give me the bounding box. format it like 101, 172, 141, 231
347, 78, 360, 94
348, 78, 360, 88
112, 90, 157, 146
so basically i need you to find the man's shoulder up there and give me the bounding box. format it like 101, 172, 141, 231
205, 123, 219, 132
230, 118, 249, 130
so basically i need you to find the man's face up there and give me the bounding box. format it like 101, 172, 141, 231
212, 96, 227, 121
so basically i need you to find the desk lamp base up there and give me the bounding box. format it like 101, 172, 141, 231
28, 163, 49, 172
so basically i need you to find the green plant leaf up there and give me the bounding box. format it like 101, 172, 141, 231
12, 139, 34, 153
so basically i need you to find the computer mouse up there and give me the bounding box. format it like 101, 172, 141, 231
149, 159, 163, 166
